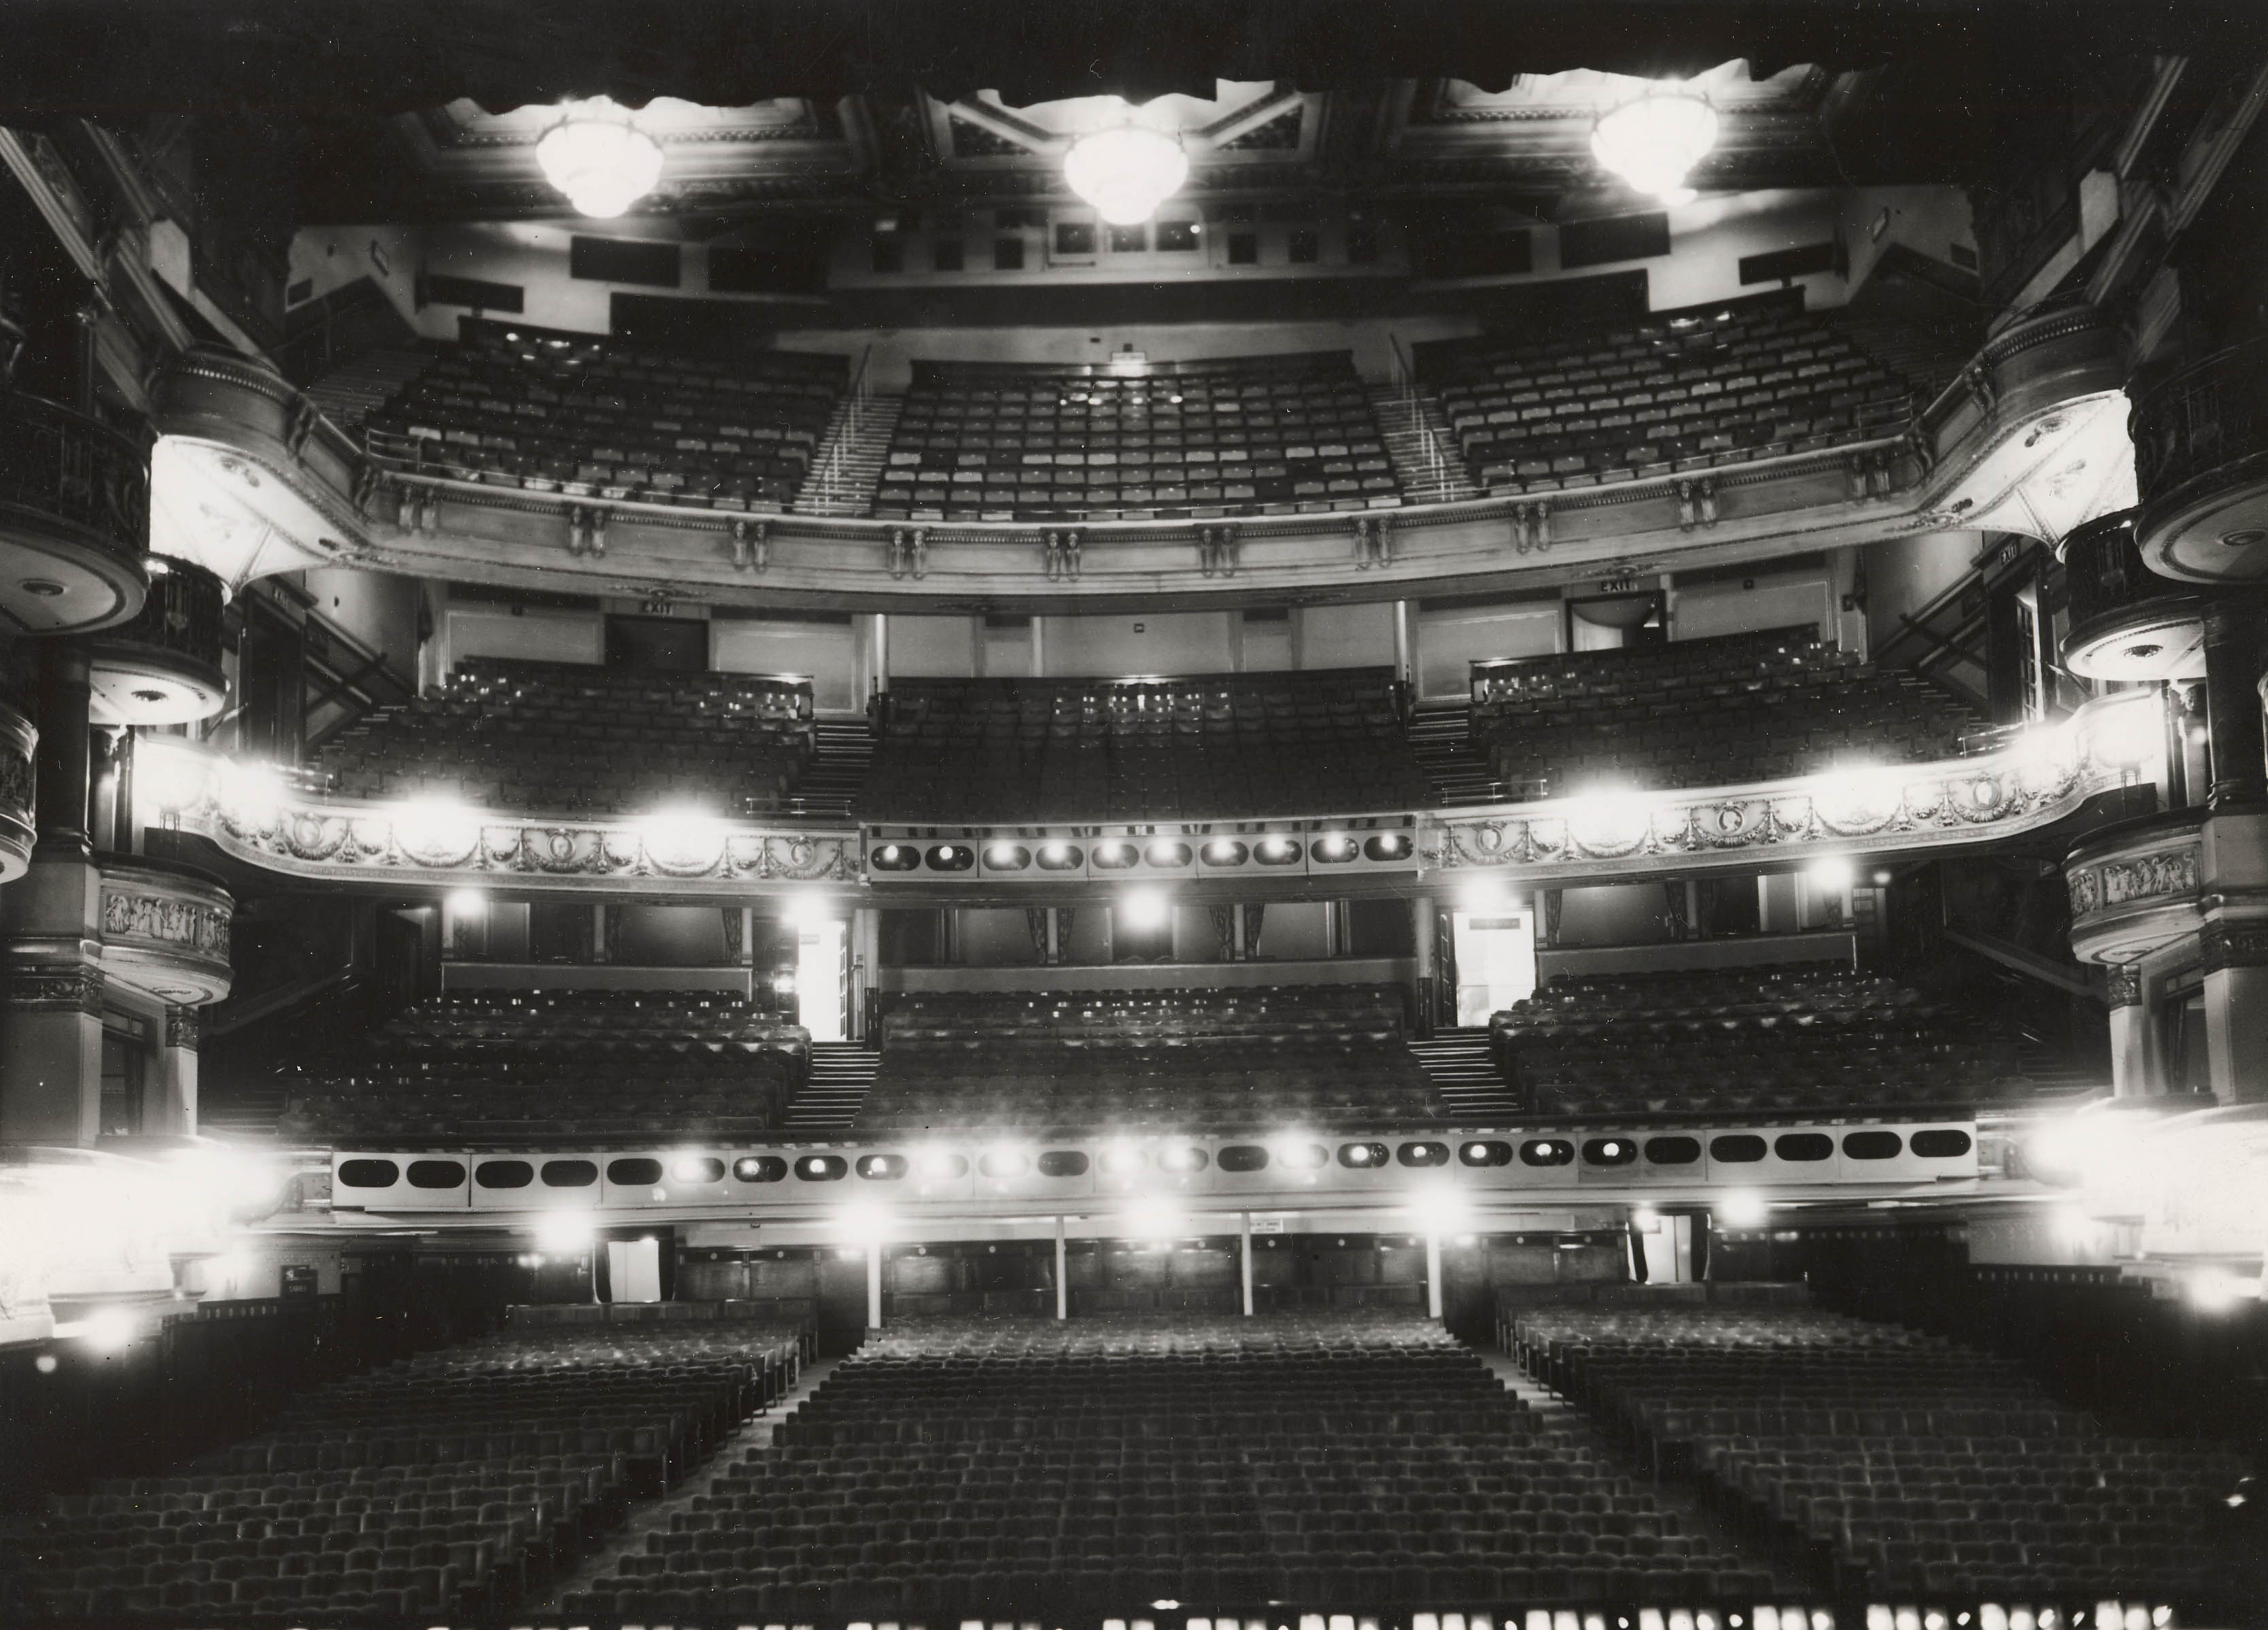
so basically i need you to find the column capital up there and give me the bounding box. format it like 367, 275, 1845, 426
163, 1004, 202, 1051
2201, 917, 2268, 976
2105, 964, 2144, 1008
4, 954, 104, 1015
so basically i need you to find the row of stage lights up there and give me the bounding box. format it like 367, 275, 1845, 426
506, 1165, 1780, 1252
871, 832, 1411, 873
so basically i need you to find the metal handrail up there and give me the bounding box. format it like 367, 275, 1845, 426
815, 345, 876, 509
1386, 332, 1450, 493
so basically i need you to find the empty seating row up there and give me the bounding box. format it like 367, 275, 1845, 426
1509, 1302, 2256, 1611
5, 1317, 806, 1627
1468, 628, 1982, 799
859, 986, 1441, 1135
564, 1313, 1770, 1621
314, 656, 819, 817
1413, 294, 1914, 494
1490, 968, 2036, 1119
880, 983, 1408, 1042
277, 991, 810, 1147
859, 1040, 1439, 1136
874, 352, 1402, 522
360, 319, 846, 512
857, 668, 1434, 822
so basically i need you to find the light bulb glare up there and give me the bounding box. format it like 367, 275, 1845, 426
536, 99, 665, 218
1064, 126, 1190, 226
1591, 92, 1719, 200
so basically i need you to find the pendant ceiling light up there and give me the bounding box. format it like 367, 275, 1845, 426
536, 97, 665, 218
1063, 124, 1190, 226
1590, 89, 1718, 205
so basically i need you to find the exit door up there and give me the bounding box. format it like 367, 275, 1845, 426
798, 918, 846, 1041
1451, 909, 1536, 1027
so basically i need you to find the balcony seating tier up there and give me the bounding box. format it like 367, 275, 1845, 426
858, 667, 1433, 824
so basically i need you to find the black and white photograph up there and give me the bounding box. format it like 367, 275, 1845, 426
0, 3, 2263, 1627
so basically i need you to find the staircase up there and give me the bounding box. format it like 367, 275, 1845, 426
786, 1042, 879, 1134
1369, 384, 1483, 506
304, 344, 436, 433
1407, 702, 1503, 805
196, 1074, 291, 1141
2015, 1041, 2113, 1100
789, 717, 874, 819
793, 394, 903, 517
1411, 1029, 1521, 1121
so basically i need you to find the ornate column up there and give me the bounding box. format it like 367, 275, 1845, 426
33, 643, 92, 851
1409, 894, 1437, 1040
849, 907, 879, 1040
2201, 596, 2268, 809
3, 643, 102, 1144
156, 1005, 201, 1134
2105, 966, 2153, 1097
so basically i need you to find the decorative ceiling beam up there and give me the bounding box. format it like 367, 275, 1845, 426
940, 97, 1064, 156
1190, 84, 1302, 148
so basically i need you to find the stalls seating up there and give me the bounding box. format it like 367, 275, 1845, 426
1509, 1302, 2256, 1610
8, 1314, 807, 1627
566, 1312, 1770, 1621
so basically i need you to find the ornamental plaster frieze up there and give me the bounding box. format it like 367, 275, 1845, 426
94, 858, 235, 1006
172, 786, 861, 897
148, 692, 2150, 896
1427, 719, 2123, 887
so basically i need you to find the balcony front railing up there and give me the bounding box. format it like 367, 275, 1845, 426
0, 388, 148, 565
2059, 507, 2159, 630
2131, 338, 2268, 524
94, 553, 226, 670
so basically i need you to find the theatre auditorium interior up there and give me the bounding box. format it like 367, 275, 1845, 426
8, 1, 2268, 1626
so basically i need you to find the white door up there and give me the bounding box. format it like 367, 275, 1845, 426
606, 1237, 662, 1303
1452, 909, 1536, 1027
797, 918, 846, 1042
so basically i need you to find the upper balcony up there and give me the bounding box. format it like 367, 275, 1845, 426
85, 554, 228, 726
0, 388, 149, 634
144, 305, 2139, 611
2056, 507, 2207, 682
2131, 337, 2268, 583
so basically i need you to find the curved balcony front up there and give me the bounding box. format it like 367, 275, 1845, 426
2065, 804, 2207, 966
0, 696, 36, 885
96, 853, 234, 1006
2057, 507, 2207, 681
0, 388, 148, 633
143, 693, 2151, 899
2132, 337, 2268, 582
146, 307, 2137, 610
86, 554, 228, 725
